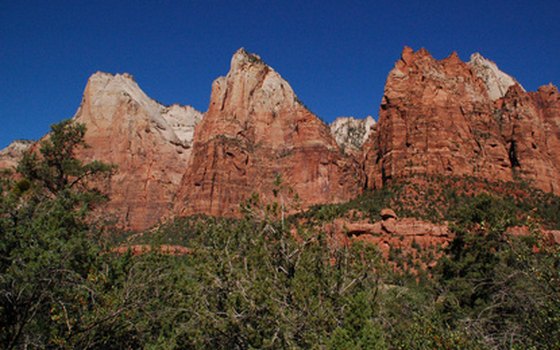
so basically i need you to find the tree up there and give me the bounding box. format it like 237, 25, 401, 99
433, 194, 560, 349
17, 119, 114, 198
0, 120, 115, 349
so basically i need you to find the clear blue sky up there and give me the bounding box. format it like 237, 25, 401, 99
1, 0, 559, 148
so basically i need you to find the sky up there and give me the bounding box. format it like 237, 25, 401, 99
1, 1, 559, 148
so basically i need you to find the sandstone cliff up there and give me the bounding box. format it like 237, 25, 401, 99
73, 72, 202, 230
496, 83, 560, 193
367, 47, 560, 194
2, 47, 559, 231
176, 49, 363, 217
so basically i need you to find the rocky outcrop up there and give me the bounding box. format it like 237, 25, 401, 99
2, 47, 558, 231
74, 72, 202, 230
326, 209, 453, 268
176, 49, 363, 217
367, 47, 560, 195
330, 116, 375, 151
368, 47, 511, 189
495, 84, 560, 193
468, 53, 524, 100
0, 140, 33, 171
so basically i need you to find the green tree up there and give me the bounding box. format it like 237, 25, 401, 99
434, 194, 560, 349
0, 120, 116, 349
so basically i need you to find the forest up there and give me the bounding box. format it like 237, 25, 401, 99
1, 121, 559, 349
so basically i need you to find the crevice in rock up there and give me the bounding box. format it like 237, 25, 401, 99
508, 140, 520, 168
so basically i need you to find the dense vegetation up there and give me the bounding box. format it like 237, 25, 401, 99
1, 121, 559, 349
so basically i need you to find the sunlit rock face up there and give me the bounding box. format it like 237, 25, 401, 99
468, 52, 524, 100
368, 47, 512, 189
365, 47, 560, 195
330, 116, 376, 152
3, 47, 559, 231
496, 83, 560, 193
176, 49, 364, 217
0, 140, 33, 171
74, 72, 202, 230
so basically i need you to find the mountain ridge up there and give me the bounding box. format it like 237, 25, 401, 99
2, 46, 558, 230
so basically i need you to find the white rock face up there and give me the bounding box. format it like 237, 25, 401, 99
76, 72, 202, 147
0, 140, 33, 170
70, 72, 204, 230
330, 116, 376, 150
468, 53, 525, 100
161, 105, 203, 147
215, 48, 299, 115
0, 140, 34, 156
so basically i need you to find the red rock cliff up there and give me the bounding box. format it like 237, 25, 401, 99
74, 72, 202, 230
366, 47, 560, 194
3, 47, 558, 231
176, 49, 363, 216
496, 84, 560, 193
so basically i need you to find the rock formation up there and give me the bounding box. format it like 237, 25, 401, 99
325, 209, 453, 268
1, 47, 559, 231
73, 72, 202, 230
176, 49, 363, 217
496, 83, 560, 193
468, 53, 524, 100
0, 140, 33, 171
367, 47, 560, 195
330, 116, 375, 151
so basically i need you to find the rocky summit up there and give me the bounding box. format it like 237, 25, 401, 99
2, 47, 559, 230
72, 72, 202, 230
366, 47, 560, 194
176, 49, 363, 217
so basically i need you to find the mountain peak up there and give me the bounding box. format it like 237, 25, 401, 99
468, 52, 524, 100
443, 51, 462, 64
78, 71, 202, 148
206, 49, 300, 126
400, 46, 433, 63
85, 71, 148, 105
231, 48, 265, 72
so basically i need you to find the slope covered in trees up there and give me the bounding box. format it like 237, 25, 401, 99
1, 121, 559, 349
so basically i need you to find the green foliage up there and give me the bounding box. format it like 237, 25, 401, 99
133, 217, 386, 349
432, 195, 560, 349
2, 126, 560, 349
17, 120, 115, 197
300, 186, 396, 224
0, 120, 118, 349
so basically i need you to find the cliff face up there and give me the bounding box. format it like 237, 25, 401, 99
175, 49, 363, 217
73, 72, 202, 230
368, 47, 511, 188
2, 47, 559, 230
496, 84, 560, 193
0, 140, 34, 171
330, 116, 376, 152
468, 53, 524, 100
367, 47, 560, 194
